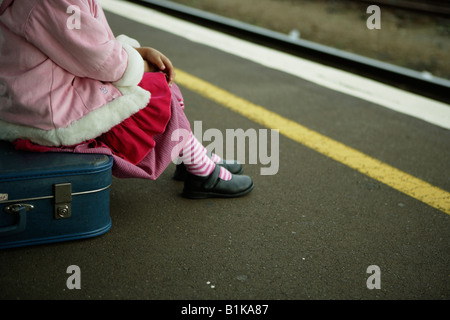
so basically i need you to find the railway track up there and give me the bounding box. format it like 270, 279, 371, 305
358, 0, 450, 16
129, 0, 450, 104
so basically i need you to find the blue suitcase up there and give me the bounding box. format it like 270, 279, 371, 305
0, 141, 113, 249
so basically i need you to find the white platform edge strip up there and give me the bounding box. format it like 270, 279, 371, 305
100, 0, 450, 130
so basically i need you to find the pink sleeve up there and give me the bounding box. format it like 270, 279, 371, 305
23, 0, 143, 85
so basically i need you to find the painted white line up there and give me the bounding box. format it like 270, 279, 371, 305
100, 0, 450, 130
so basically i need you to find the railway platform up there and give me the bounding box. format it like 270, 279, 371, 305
0, 0, 449, 304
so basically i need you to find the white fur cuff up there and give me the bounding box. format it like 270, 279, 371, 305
116, 34, 141, 48
114, 35, 144, 87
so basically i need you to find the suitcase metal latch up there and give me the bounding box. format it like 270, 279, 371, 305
54, 183, 72, 219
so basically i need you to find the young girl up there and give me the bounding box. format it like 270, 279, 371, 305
0, 0, 254, 198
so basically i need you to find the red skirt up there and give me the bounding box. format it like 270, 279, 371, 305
96, 72, 172, 165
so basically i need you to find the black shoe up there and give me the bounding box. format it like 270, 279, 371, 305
173, 158, 243, 181
182, 166, 254, 199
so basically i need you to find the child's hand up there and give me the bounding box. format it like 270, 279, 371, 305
136, 47, 176, 86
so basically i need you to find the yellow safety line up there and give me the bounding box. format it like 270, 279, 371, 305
174, 68, 450, 215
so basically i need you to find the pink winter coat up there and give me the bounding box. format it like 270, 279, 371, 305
0, 0, 150, 146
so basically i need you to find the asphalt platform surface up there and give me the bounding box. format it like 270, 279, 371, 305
0, 7, 449, 303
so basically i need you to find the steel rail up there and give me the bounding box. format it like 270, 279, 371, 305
129, 0, 450, 104
358, 0, 450, 16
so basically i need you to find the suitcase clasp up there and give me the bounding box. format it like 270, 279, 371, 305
54, 183, 72, 219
